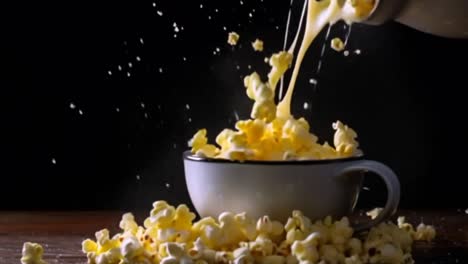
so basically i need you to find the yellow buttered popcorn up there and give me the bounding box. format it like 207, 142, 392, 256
234, 212, 258, 241
256, 215, 284, 239
120, 235, 154, 264
268, 51, 293, 91
78, 201, 435, 264
331, 37, 345, 52
21, 242, 47, 264
291, 232, 321, 263
160, 243, 192, 264
228, 32, 240, 46
188, 129, 219, 159
333, 121, 361, 157
144, 202, 196, 244
414, 223, 436, 242
252, 39, 264, 52
232, 247, 254, 264
120, 213, 139, 235
82, 229, 122, 264
366, 208, 383, 220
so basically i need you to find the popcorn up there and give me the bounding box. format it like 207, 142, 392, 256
249, 236, 275, 257
79, 201, 435, 264
188, 129, 219, 158
291, 232, 321, 263
188, 129, 208, 153
228, 32, 240, 46
235, 212, 258, 241
244, 72, 276, 122
366, 208, 383, 220
397, 216, 436, 242
120, 213, 139, 235
233, 247, 254, 264
160, 243, 193, 264
21, 242, 47, 264
329, 217, 353, 246
344, 255, 363, 264
363, 222, 413, 264
82, 229, 122, 264
252, 39, 264, 52
120, 236, 154, 264
258, 255, 286, 264
189, 117, 359, 161
257, 216, 284, 237
414, 223, 436, 242
284, 210, 313, 244
397, 216, 414, 233
347, 238, 363, 256
320, 244, 344, 264
333, 121, 361, 157
331, 37, 345, 52
268, 51, 293, 92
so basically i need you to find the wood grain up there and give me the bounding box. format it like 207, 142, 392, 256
0, 210, 467, 264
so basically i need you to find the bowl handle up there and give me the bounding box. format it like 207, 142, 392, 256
337, 160, 401, 232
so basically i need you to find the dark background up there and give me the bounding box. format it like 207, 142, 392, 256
3, 0, 468, 211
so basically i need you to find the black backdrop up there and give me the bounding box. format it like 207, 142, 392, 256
3, 0, 468, 211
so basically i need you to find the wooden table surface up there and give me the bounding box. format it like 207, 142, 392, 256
0, 210, 467, 264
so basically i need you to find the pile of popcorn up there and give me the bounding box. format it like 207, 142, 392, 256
21, 202, 436, 264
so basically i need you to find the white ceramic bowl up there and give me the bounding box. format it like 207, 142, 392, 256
183, 151, 400, 230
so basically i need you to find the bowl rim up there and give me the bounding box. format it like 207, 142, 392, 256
183, 150, 364, 165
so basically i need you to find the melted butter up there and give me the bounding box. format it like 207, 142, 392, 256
277, 0, 372, 119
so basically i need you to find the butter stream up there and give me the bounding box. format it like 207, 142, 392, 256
278, 0, 375, 118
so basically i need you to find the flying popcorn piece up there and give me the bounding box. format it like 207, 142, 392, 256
21, 242, 47, 264
366, 208, 383, 220
228, 32, 240, 46
252, 39, 264, 52
331, 37, 345, 52
188, 129, 209, 154
268, 51, 293, 92
333, 121, 361, 157
397, 216, 415, 233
